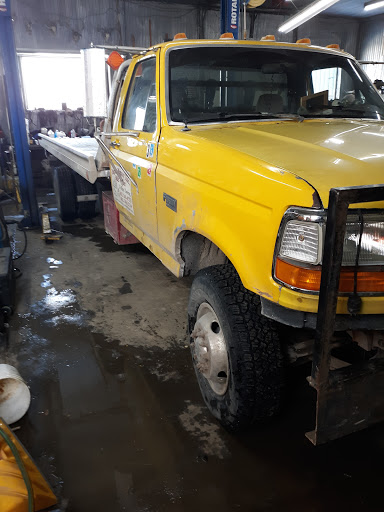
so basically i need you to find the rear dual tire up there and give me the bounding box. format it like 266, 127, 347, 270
53, 166, 97, 222
53, 166, 77, 222
73, 172, 97, 219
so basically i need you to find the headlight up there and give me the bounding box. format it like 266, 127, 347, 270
274, 208, 384, 293
344, 215, 384, 266
279, 221, 323, 265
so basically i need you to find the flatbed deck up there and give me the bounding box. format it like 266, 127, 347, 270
39, 134, 109, 183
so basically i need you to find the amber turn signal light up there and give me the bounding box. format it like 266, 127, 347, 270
275, 258, 384, 293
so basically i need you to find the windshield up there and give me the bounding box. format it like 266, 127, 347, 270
168, 46, 384, 124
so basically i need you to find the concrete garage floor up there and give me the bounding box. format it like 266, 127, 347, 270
2, 200, 384, 511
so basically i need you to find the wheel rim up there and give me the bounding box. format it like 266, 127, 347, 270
191, 302, 229, 396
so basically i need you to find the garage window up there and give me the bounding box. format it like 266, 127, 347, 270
312, 67, 342, 101
19, 53, 85, 110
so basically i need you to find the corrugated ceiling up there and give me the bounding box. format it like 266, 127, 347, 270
328, 0, 384, 17
136, 0, 384, 19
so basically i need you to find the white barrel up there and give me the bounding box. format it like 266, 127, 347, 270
0, 364, 31, 424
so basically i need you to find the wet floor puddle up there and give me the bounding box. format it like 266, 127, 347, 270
1, 221, 383, 511
2, 264, 232, 510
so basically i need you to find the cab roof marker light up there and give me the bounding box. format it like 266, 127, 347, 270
278, 0, 341, 34
296, 38, 311, 44
364, 0, 384, 10
220, 33, 234, 39
173, 33, 187, 40
327, 43, 340, 49
260, 35, 276, 41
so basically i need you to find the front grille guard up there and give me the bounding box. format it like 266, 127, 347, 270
306, 184, 384, 445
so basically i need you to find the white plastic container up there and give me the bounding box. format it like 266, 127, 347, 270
0, 364, 31, 424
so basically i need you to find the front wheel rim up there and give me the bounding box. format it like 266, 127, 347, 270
191, 302, 229, 396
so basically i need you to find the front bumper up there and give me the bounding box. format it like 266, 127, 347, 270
274, 279, 384, 315
261, 297, 384, 330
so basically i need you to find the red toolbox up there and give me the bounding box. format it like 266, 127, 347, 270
102, 191, 139, 245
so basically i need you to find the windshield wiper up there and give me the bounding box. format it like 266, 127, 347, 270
304, 111, 382, 120
184, 112, 304, 124
331, 105, 382, 117
270, 113, 305, 122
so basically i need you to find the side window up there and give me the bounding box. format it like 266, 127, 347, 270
122, 58, 157, 133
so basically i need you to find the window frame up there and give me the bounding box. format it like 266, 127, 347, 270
164, 44, 384, 125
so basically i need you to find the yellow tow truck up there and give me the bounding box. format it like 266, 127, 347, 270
41, 34, 384, 444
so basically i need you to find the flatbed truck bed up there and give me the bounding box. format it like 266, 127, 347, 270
39, 134, 109, 184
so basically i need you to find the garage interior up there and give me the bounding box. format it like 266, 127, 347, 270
1, 0, 384, 510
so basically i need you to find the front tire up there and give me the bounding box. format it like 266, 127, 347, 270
188, 265, 283, 431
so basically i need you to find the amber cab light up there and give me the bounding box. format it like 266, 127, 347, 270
261, 35, 276, 41
296, 38, 311, 45
327, 43, 340, 49
174, 33, 187, 40
220, 33, 234, 39
275, 258, 384, 293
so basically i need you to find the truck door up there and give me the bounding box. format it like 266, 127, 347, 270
111, 52, 159, 239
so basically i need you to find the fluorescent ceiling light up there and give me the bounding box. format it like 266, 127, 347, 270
364, 0, 384, 11
278, 0, 340, 33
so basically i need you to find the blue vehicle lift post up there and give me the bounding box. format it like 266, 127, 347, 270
0, 0, 39, 226
221, 0, 240, 39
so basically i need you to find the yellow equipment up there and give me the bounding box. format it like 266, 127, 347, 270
0, 419, 57, 512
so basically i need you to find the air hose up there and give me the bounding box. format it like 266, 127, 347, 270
0, 424, 34, 512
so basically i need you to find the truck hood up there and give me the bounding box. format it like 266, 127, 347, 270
190, 119, 384, 207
